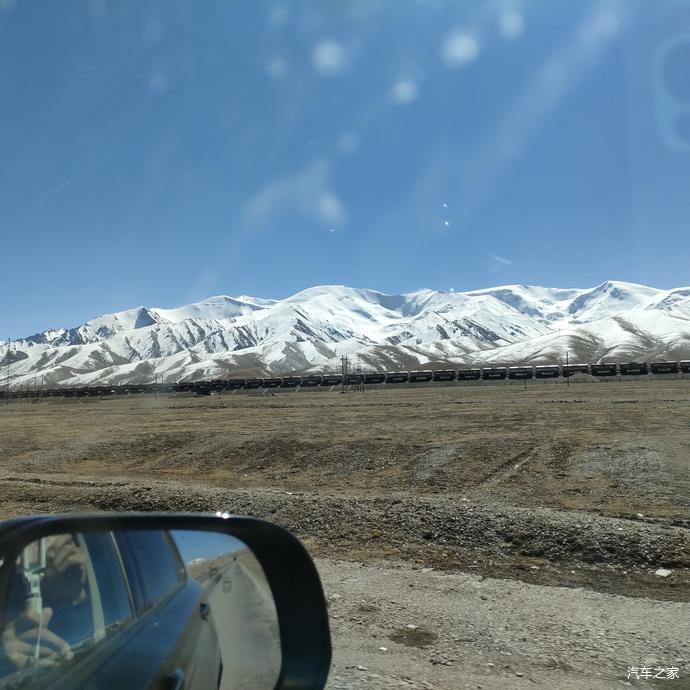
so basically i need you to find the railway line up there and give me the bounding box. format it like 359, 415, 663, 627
2, 359, 689, 399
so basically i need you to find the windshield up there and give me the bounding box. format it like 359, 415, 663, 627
1, 2, 688, 689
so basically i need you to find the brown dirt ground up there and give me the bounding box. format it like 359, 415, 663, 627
1, 381, 688, 583
2, 381, 688, 516
1, 380, 689, 687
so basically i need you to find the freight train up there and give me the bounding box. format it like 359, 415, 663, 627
1, 360, 688, 399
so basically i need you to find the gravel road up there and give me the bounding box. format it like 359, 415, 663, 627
319, 558, 690, 689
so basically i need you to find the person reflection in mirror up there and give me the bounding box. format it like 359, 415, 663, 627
0, 534, 90, 675
0, 608, 73, 672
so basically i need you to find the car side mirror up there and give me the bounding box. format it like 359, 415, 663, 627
0, 513, 331, 690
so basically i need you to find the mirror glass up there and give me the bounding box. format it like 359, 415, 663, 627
0, 529, 281, 690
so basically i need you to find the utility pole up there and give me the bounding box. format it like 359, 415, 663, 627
341, 355, 348, 393
353, 355, 362, 392
566, 350, 569, 387
4, 339, 11, 405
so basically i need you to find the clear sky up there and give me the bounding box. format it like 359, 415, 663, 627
1, 0, 689, 339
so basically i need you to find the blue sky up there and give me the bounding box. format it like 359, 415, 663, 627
171, 529, 246, 564
1, 0, 689, 339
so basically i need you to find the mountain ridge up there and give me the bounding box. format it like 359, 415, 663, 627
4, 281, 689, 387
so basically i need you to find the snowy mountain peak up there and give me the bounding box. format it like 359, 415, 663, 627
6, 282, 690, 387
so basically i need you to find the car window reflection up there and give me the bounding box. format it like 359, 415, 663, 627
114, 531, 185, 610
0, 532, 134, 686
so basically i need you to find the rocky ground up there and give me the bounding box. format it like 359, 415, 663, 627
321, 557, 689, 689
0, 380, 688, 688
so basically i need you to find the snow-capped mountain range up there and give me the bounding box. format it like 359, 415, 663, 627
3, 281, 690, 387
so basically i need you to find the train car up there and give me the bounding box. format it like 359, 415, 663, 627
263, 377, 283, 388
345, 373, 364, 384
90, 386, 109, 396
650, 361, 678, 374
534, 365, 559, 379
619, 362, 648, 376
176, 381, 195, 393
457, 369, 481, 380
562, 364, 590, 377
281, 376, 302, 388
591, 363, 617, 377
244, 378, 264, 389
482, 367, 507, 380
193, 382, 212, 395
680, 360, 690, 373
300, 375, 323, 387
363, 372, 386, 384
432, 369, 456, 381
224, 379, 246, 389
385, 371, 409, 383
408, 370, 433, 383
321, 374, 343, 386
508, 366, 533, 380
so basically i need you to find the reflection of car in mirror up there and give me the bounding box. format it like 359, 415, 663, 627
0, 530, 223, 690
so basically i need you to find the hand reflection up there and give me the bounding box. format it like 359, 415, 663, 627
1, 607, 73, 671
42, 535, 87, 609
